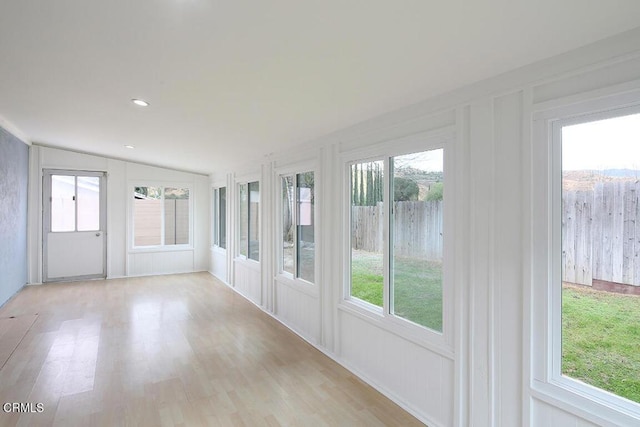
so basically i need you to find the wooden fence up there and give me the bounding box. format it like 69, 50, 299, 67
351, 201, 443, 261
134, 199, 189, 246
563, 181, 640, 287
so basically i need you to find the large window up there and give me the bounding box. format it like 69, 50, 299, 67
213, 187, 226, 249
349, 148, 444, 332
281, 171, 315, 283
133, 186, 190, 247
238, 181, 259, 261
555, 111, 640, 405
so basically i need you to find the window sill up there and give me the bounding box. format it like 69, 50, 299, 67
531, 379, 640, 426
211, 245, 227, 253
338, 300, 454, 360
129, 245, 194, 254
274, 274, 318, 297
234, 256, 260, 271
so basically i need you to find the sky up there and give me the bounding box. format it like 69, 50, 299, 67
394, 148, 443, 172
562, 112, 640, 171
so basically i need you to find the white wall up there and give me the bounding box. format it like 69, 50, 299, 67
212, 28, 640, 426
28, 146, 209, 283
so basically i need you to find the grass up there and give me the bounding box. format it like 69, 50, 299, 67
351, 250, 442, 331
351, 250, 640, 403
562, 284, 640, 403
351, 251, 640, 403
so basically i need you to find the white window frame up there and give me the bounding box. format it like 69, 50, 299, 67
129, 182, 194, 251
339, 129, 455, 352
212, 186, 227, 250
235, 177, 260, 263
530, 91, 640, 426
275, 161, 317, 286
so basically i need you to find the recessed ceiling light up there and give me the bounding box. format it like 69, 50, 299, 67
131, 99, 149, 107
124, 145, 135, 149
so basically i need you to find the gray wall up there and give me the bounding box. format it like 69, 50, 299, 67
0, 126, 28, 306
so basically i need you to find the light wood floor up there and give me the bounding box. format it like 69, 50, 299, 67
0, 273, 423, 426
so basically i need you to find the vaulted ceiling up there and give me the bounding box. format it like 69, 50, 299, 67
1, 1, 639, 174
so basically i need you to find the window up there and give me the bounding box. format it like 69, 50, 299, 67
554, 111, 640, 405
213, 187, 226, 249
51, 174, 102, 232
133, 186, 190, 247
281, 171, 315, 283
349, 148, 444, 332
238, 181, 259, 261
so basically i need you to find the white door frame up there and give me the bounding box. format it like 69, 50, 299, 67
43, 169, 107, 282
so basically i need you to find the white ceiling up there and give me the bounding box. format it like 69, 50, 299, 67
1, 1, 639, 175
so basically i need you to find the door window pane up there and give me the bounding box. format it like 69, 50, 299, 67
51, 175, 76, 232
248, 181, 260, 261
391, 149, 443, 332
297, 172, 314, 282
350, 161, 384, 307
282, 176, 295, 275
77, 176, 100, 231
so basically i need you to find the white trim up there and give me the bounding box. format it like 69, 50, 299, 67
42, 169, 107, 282
273, 164, 318, 285
127, 181, 195, 251
341, 129, 454, 351
211, 185, 228, 250
274, 274, 318, 298
530, 90, 640, 426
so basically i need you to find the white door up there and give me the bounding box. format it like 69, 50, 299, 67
43, 170, 107, 282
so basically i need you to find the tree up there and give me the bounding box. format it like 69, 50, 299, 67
359, 165, 365, 206
393, 178, 419, 201
366, 163, 374, 205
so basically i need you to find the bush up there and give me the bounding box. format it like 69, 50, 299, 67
426, 182, 443, 201
394, 178, 419, 201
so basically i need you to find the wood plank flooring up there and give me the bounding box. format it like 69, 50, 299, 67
0, 273, 423, 426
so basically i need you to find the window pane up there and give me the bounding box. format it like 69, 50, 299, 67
350, 161, 384, 307
219, 187, 226, 249
390, 150, 443, 331
51, 175, 76, 232
133, 186, 162, 246
248, 181, 260, 261
77, 176, 100, 231
561, 113, 640, 403
282, 176, 295, 274
164, 187, 189, 245
239, 184, 248, 257
297, 172, 314, 282
213, 188, 219, 246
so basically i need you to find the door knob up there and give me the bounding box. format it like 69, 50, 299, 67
96, 232, 101, 237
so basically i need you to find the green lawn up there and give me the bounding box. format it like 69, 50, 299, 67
351, 250, 442, 332
351, 251, 640, 402
563, 284, 640, 403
